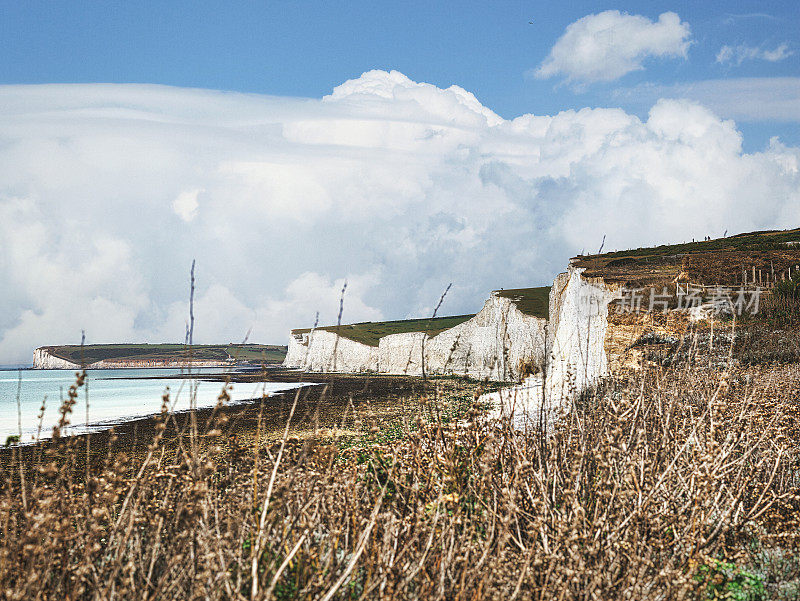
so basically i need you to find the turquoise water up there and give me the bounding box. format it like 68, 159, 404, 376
0, 368, 304, 444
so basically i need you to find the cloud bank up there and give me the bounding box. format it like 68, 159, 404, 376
612, 77, 800, 122
1, 70, 799, 363
716, 43, 793, 66
536, 11, 691, 83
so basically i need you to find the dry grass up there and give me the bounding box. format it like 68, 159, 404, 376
1, 358, 798, 600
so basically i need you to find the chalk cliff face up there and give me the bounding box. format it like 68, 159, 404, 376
475, 266, 618, 425
285, 332, 380, 374
285, 263, 627, 421
545, 267, 614, 402
284, 293, 547, 381
32, 348, 81, 370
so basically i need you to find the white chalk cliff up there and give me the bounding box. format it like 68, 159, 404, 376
284, 291, 547, 381
285, 264, 616, 410
32, 348, 83, 370
481, 266, 614, 424
545, 266, 613, 402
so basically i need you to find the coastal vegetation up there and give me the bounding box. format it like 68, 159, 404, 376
578, 227, 800, 262
1, 327, 799, 599
574, 228, 800, 288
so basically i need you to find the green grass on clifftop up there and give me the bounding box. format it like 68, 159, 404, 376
494, 286, 550, 319
572, 226, 800, 286
292, 314, 475, 347
577, 227, 800, 262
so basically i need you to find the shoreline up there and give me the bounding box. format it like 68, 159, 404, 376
0, 366, 306, 446
4, 363, 284, 372
0, 370, 449, 466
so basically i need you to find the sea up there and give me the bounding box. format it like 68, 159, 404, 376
0, 367, 305, 445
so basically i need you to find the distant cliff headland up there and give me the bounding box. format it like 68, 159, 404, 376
32, 343, 287, 369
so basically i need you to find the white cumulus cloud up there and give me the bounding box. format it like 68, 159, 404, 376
716, 43, 793, 66
0, 71, 799, 364
536, 10, 692, 83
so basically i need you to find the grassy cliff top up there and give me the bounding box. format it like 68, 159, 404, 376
292, 314, 475, 347
572, 227, 800, 286
578, 227, 800, 262
40, 343, 287, 365
494, 286, 550, 319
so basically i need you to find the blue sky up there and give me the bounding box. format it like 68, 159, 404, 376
2, 1, 798, 149
1, 2, 800, 359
